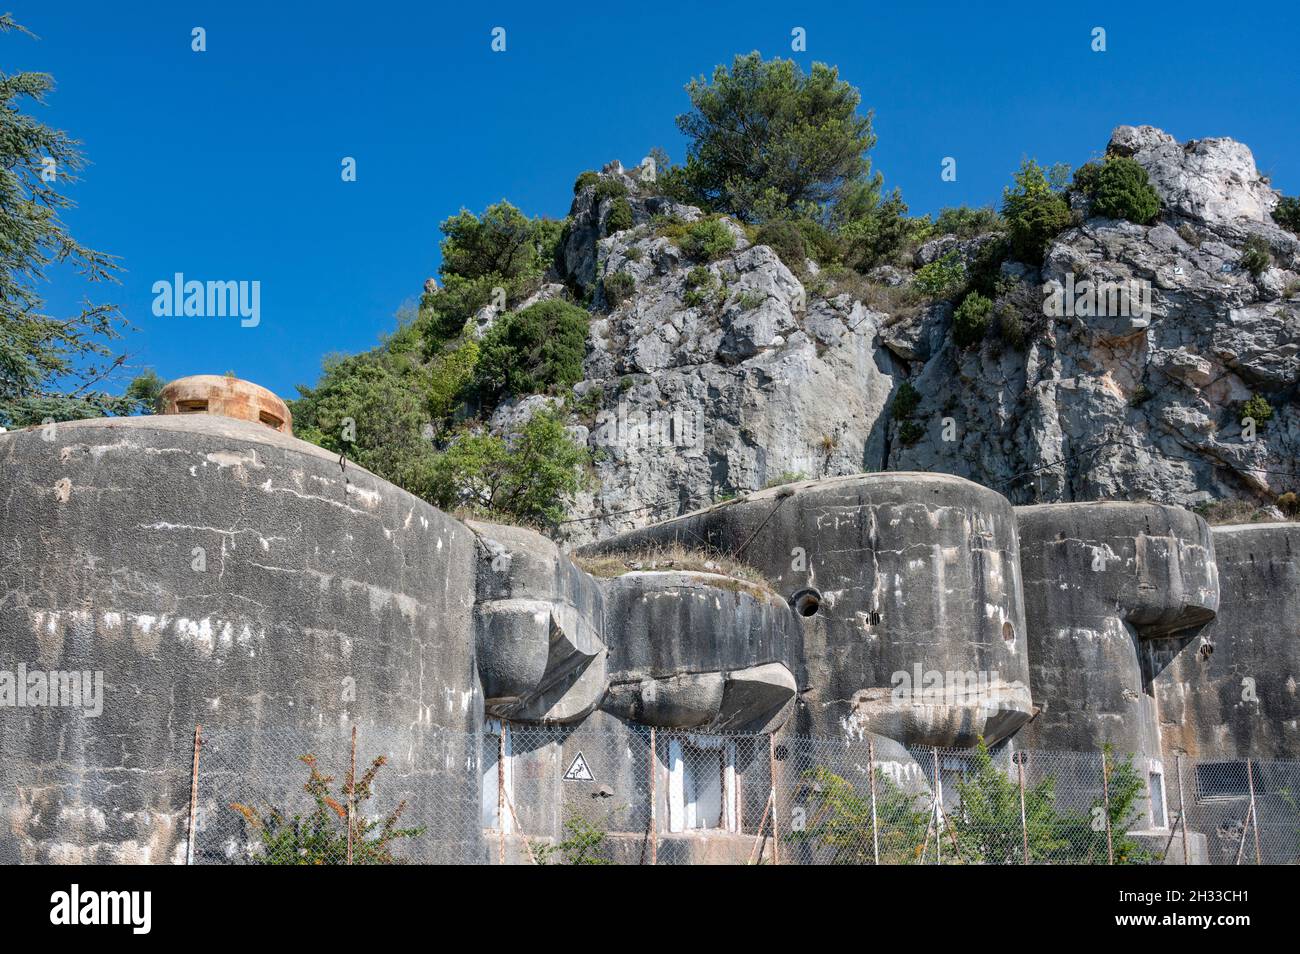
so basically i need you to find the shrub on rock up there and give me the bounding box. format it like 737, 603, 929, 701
952, 291, 993, 349
1240, 235, 1272, 276
680, 218, 736, 261
605, 197, 634, 234
1272, 196, 1300, 234
1089, 157, 1161, 224
1002, 160, 1073, 265
754, 219, 808, 275
603, 271, 635, 307
475, 299, 591, 399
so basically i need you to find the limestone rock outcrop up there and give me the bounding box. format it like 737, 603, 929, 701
538, 126, 1297, 544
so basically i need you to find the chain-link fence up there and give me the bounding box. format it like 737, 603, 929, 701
181, 723, 1300, 865
1168, 756, 1300, 865
189, 724, 479, 865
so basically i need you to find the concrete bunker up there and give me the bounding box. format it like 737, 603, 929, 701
0, 411, 480, 863
3, 375, 1299, 864
1016, 501, 1219, 762
580, 472, 1035, 749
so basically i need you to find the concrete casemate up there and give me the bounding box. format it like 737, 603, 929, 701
1, 377, 1297, 863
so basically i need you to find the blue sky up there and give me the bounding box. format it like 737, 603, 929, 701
19, 1, 1300, 399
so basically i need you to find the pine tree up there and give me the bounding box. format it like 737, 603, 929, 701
0, 15, 153, 426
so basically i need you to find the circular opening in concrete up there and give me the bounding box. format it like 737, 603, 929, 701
790, 588, 821, 617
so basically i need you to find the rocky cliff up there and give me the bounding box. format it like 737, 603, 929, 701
523, 126, 1298, 544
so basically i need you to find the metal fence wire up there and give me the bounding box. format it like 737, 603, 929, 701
183, 723, 1300, 865
190, 724, 479, 865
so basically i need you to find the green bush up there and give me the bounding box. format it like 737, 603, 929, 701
1273, 196, 1300, 234
840, 191, 916, 271
932, 205, 1005, 238
568, 385, 604, 423
892, 381, 924, 446
574, 171, 600, 194
897, 419, 924, 446
1277, 492, 1300, 518
963, 235, 1011, 299
950, 741, 1151, 864
231, 752, 423, 865
475, 299, 590, 400
913, 251, 966, 299
534, 815, 613, 865
996, 304, 1027, 349
754, 219, 808, 274
1088, 157, 1160, 224
683, 265, 722, 308
594, 178, 628, 202
680, 217, 736, 261
425, 339, 479, 421
788, 765, 930, 864
1069, 161, 1104, 201
792, 739, 1151, 865
797, 218, 841, 265
1001, 160, 1073, 265
438, 201, 554, 284
1241, 394, 1274, 426
952, 291, 993, 349
292, 317, 445, 496
603, 271, 635, 307
1195, 499, 1273, 526
892, 380, 921, 419
1240, 235, 1272, 276
604, 197, 633, 234
419, 273, 497, 347
428, 411, 589, 528
763, 470, 809, 488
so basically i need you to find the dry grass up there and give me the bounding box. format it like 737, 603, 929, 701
1193, 498, 1296, 526
573, 543, 775, 594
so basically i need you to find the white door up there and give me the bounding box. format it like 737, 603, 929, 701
668, 737, 727, 831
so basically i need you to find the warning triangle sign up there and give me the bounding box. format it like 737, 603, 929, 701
563, 752, 595, 782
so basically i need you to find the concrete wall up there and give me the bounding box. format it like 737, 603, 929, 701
600, 571, 797, 732
468, 520, 606, 724
582, 473, 1033, 748
3, 404, 1296, 865
0, 415, 481, 863
483, 710, 776, 863
1015, 502, 1218, 761
1153, 523, 1300, 761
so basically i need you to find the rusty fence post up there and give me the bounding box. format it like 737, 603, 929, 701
1246, 759, 1262, 865
868, 737, 880, 866
1017, 752, 1029, 865
497, 721, 506, 865
748, 789, 772, 865
932, 747, 942, 866
649, 726, 657, 866
186, 725, 202, 866
1177, 756, 1190, 865
1101, 750, 1114, 865
769, 734, 780, 866
347, 724, 357, 865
